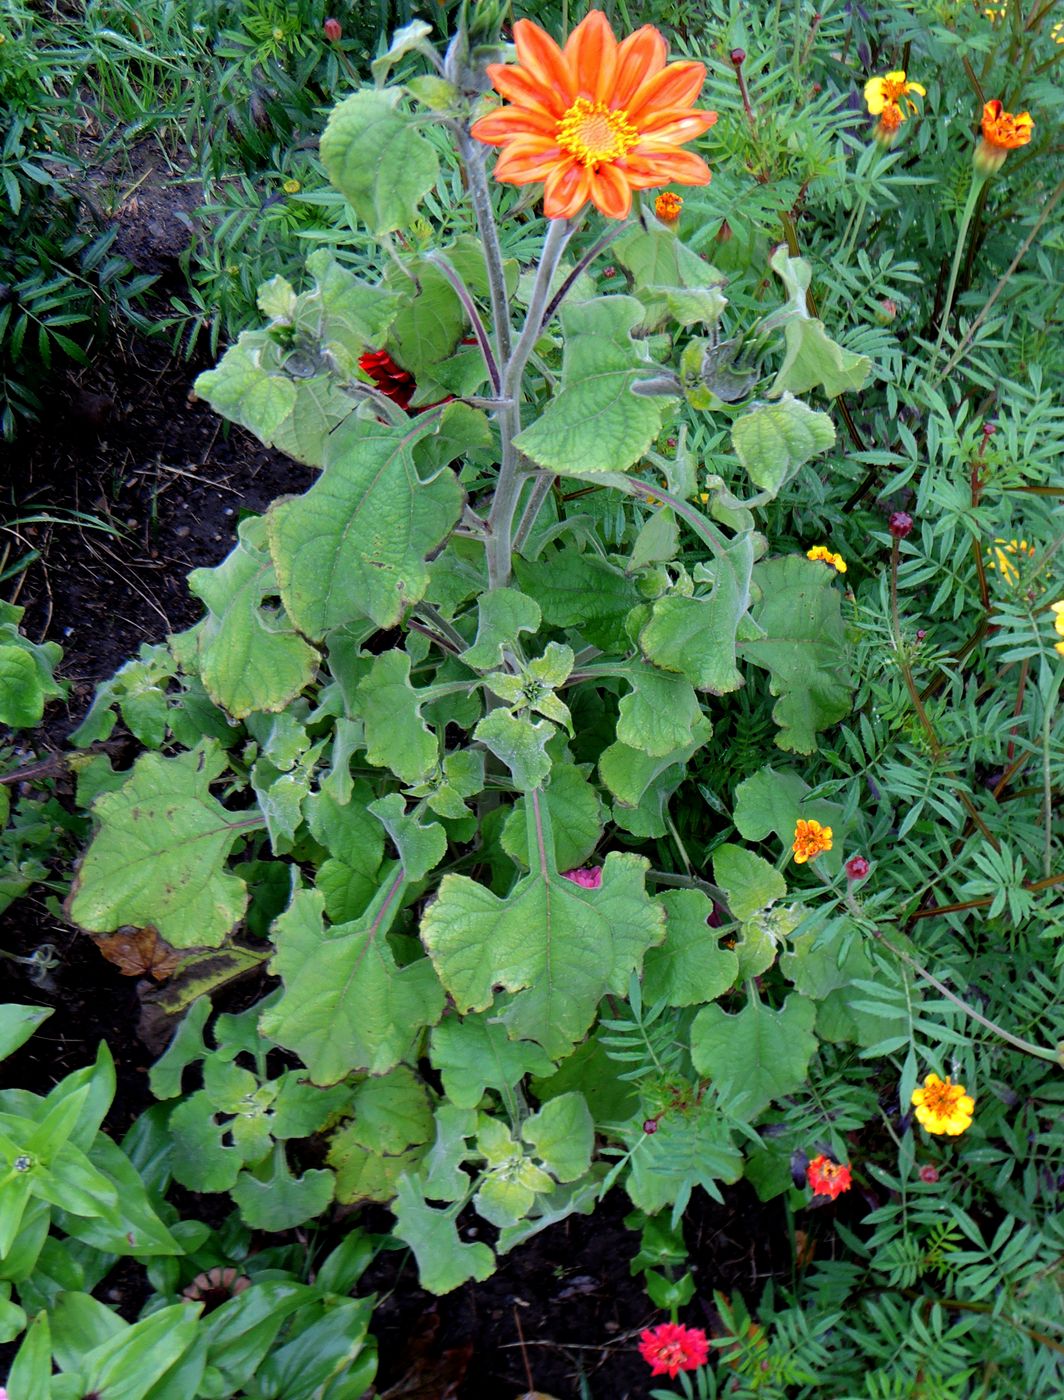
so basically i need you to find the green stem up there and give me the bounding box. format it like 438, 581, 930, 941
455, 130, 512, 365
931, 169, 988, 367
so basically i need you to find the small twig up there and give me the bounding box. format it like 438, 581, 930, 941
539, 220, 632, 330
424, 250, 502, 396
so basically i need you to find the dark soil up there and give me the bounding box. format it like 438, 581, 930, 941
0, 188, 798, 1400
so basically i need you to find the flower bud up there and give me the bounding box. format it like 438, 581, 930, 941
845, 855, 870, 881
875, 297, 897, 325
889, 511, 913, 540
323, 17, 342, 42
916, 628, 926, 641
918, 1164, 940, 1184
643, 1118, 659, 1134
602, 265, 617, 279
730, 47, 746, 65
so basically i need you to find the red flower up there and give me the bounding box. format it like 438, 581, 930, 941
638, 1322, 710, 1378
562, 865, 602, 888
845, 855, 870, 881
807, 1154, 852, 1200
358, 349, 417, 410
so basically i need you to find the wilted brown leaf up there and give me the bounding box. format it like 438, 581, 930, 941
92, 926, 182, 981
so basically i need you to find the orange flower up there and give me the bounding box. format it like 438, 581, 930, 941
873, 102, 904, 145
655, 191, 684, 224
792, 819, 832, 864
976, 99, 1033, 172
807, 1154, 852, 1199
470, 9, 716, 220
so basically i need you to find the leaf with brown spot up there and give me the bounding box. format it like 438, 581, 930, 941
93, 926, 182, 981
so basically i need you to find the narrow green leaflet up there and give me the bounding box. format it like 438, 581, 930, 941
731, 395, 836, 498
260, 889, 445, 1082
737, 555, 853, 753
355, 651, 437, 784
392, 1172, 495, 1295
502, 763, 604, 872
0, 1004, 53, 1062
639, 534, 755, 694
68, 744, 256, 948
712, 844, 787, 921
178, 516, 318, 720
429, 1013, 555, 1110
268, 413, 464, 635
513, 297, 672, 476
522, 1092, 593, 1183
422, 850, 664, 1057
690, 994, 818, 1120
320, 89, 439, 235
616, 663, 706, 757
473, 709, 553, 792
642, 889, 739, 1007
460, 589, 542, 671
625, 1102, 743, 1214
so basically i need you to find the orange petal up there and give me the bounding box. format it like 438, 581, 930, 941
493, 137, 566, 182
488, 63, 568, 118
513, 18, 574, 106
471, 105, 561, 143
564, 9, 618, 104
588, 162, 633, 219
638, 107, 718, 142
627, 61, 708, 125
543, 159, 590, 219
623, 149, 712, 188
613, 25, 667, 107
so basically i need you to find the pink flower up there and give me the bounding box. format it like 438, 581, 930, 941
919, 1164, 940, 1184
845, 855, 870, 881
562, 865, 602, 889
639, 1322, 710, 1378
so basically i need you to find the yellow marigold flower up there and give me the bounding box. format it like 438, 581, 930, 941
911, 1073, 975, 1136
655, 191, 684, 224
1051, 600, 1064, 635
986, 537, 1035, 585
975, 100, 1034, 173
864, 71, 926, 118
792, 819, 832, 864
807, 545, 847, 574
282, 178, 301, 194
1052, 21, 1064, 44
984, 4, 1007, 21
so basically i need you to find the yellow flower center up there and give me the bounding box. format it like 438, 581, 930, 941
556, 98, 638, 168
881, 76, 910, 102
921, 1078, 961, 1114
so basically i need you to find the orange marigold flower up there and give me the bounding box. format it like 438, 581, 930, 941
911, 1073, 975, 1136
807, 1154, 852, 1199
655, 191, 684, 224
976, 99, 1034, 172
864, 70, 926, 117
470, 9, 716, 220
793, 819, 832, 864
638, 1322, 709, 1378
873, 101, 904, 145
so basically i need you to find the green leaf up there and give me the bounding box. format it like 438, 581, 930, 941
8, 1309, 52, 1400
616, 663, 705, 757
261, 888, 445, 1082
460, 589, 541, 671
642, 889, 739, 1007
320, 89, 439, 234
232, 1147, 335, 1230
473, 709, 553, 792
513, 297, 671, 476
522, 1092, 592, 1183
614, 226, 718, 292
625, 1102, 743, 1213
392, 1172, 495, 1295
422, 851, 664, 1057
79, 1302, 200, 1400
599, 715, 712, 808
268, 413, 464, 635
767, 248, 871, 398
355, 651, 437, 784
422, 1104, 477, 1202
712, 844, 787, 921
307, 781, 384, 922
0, 647, 48, 728
732, 766, 812, 843
0, 1004, 53, 1062
328, 1067, 433, 1204
690, 994, 818, 1120
513, 551, 640, 652
368, 793, 447, 882
180, 516, 318, 720
429, 1013, 554, 1110
371, 19, 434, 85
502, 763, 604, 872
168, 1091, 242, 1192
731, 394, 836, 498
737, 555, 853, 753
639, 534, 755, 694
68, 744, 255, 948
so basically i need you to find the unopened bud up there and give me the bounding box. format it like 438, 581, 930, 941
715, 218, 733, 244
889, 511, 913, 540
323, 17, 342, 41
875, 298, 897, 325
916, 628, 926, 641
845, 855, 870, 881
730, 47, 746, 65
643, 1118, 659, 1135
919, 1164, 940, 1184
602, 265, 617, 279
